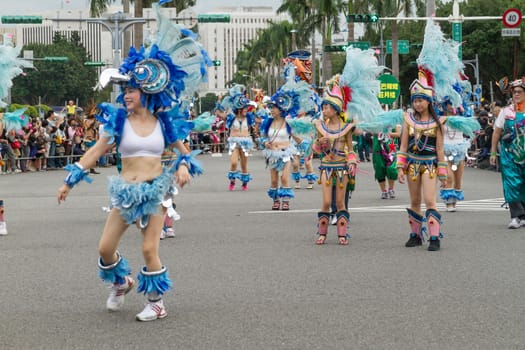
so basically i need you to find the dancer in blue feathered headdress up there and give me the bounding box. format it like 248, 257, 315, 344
259, 63, 316, 210
0, 42, 31, 236
222, 84, 256, 191
57, 1, 210, 322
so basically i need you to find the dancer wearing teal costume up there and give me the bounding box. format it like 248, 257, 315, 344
490, 78, 525, 229
57, 1, 210, 322
222, 84, 255, 191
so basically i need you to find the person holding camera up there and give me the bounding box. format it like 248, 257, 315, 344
490, 78, 525, 229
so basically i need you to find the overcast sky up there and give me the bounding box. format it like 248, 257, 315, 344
2, 0, 282, 15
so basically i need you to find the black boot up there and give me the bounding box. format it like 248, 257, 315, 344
428, 237, 441, 251
405, 233, 422, 247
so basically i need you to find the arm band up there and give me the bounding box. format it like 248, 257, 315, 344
63, 162, 93, 188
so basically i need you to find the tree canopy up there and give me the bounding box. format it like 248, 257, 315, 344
11, 32, 100, 107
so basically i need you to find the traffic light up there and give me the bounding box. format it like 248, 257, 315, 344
347, 14, 379, 23
197, 14, 230, 23
323, 45, 347, 52
212, 60, 221, 66
1, 16, 43, 24
84, 61, 106, 67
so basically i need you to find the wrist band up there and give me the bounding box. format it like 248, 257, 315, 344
437, 161, 448, 180
172, 149, 203, 176
396, 152, 408, 170
63, 162, 93, 188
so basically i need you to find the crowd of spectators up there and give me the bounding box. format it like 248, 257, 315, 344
0, 103, 116, 175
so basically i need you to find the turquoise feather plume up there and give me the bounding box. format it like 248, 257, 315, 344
339, 46, 384, 123
358, 109, 404, 133
445, 116, 481, 138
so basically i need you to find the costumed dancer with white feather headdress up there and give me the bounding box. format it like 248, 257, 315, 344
490, 77, 525, 229
57, 0, 210, 321
313, 45, 386, 245
396, 19, 454, 252
0, 42, 31, 236
416, 20, 481, 214
260, 63, 312, 211
222, 84, 255, 191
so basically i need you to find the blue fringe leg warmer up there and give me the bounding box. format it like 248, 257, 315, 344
228, 171, 240, 181
240, 173, 252, 184
137, 266, 173, 297
267, 188, 278, 200
98, 251, 131, 285
278, 187, 295, 201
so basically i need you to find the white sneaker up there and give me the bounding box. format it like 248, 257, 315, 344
160, 230, 166, 240
106, 276, 135, 311
0, 221, 7, 235
330, 215, 337, 225
136, 299, 167, 321
388, 189, 396, 199
165, 228, 175, 238
381, 191, 389, 199
508, 218, 521, 229
521, 219, 525, 227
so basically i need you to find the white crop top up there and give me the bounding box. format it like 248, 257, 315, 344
119, 118, 164, 158
268, 124, 290, 143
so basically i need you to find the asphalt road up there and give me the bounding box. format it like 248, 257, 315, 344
1, 152, 523, 350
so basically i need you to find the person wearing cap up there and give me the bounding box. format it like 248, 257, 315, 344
396, 73, 447, 251
312, 84, 357, 245
57, 1, 208, 322
223, 85, 255, 191
490, 78, 525, 229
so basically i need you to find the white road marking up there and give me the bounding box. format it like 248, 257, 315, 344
249, 198, 507, 214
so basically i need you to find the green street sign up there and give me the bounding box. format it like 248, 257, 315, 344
84, 61, 105, 66
386, 40, 409, 54
1, 16, 42, 24
197, 14, 230, 23
377, 74, 400, 104
323, 45, 348, 52
348, 41, 370, 50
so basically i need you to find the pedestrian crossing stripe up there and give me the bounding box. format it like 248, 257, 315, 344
250, 198, 507, 214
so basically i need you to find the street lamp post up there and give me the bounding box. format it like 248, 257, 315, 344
87, 12, 145, 103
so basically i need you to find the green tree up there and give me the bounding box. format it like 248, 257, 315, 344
11, 32, 99, 106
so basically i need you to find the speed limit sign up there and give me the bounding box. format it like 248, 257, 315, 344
502, 8, 522, 28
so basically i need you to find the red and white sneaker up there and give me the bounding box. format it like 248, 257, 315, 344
106, 276, 135, 311
136, 299, 168, 321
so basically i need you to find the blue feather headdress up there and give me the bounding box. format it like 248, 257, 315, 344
267, 63, 315, 118
100, 1, 211, 112
221, 84, 251, 112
